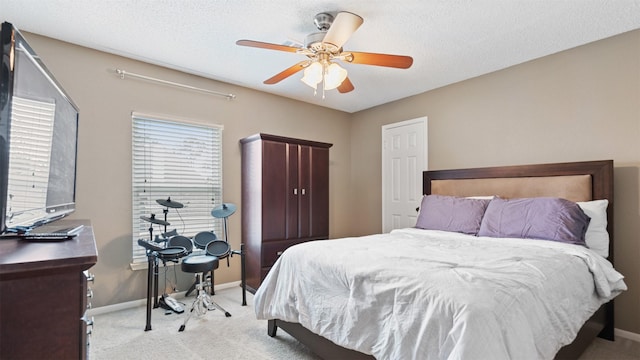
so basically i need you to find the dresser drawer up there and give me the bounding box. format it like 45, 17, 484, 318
262, 239, 304, 267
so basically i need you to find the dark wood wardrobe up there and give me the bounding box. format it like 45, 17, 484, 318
240, 133, 332, 291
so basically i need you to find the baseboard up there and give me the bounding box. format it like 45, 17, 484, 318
86, 280, 242, 316
615, 328, 640, 343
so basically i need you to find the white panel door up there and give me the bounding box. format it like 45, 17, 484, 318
382, 117, 428, 233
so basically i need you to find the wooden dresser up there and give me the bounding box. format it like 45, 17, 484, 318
240, 134, 332, 292
0, 219, 97, 359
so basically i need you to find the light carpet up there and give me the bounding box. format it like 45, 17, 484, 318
89, 287, 319, 360
90, 287, 639, 359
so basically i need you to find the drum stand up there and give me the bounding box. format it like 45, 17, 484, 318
141, 236, 186, 331
139, 198, 188, 331
231, 245, 247, 306
139, 225, 162, 331
139, 212, 185, 331
211, 203, 247, 306
144, 248, 157, 331
145, 221, 162, 310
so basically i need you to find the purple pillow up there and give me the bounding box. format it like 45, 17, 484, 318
415, 195, 491, 235
477, 197, 590, 245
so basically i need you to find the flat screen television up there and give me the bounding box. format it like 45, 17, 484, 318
0, 22, 79, 234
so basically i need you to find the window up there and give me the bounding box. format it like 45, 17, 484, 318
131, 113, 223, 263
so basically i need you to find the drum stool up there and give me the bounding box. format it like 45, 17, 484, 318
179, 255, 231, 332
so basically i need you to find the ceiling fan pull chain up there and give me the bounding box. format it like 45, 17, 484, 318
322, 62, 327, 99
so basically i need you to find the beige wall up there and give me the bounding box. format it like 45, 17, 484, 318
21, 27, 639, 335
351, 29, 640, 334
23, 33, 352, 308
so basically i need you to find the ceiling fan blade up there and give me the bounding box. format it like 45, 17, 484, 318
264, 61, 311, 84
344, 51, 413, 69
236, 39, 300, 53
337, 77, 354, 93
322, 12, 364, 49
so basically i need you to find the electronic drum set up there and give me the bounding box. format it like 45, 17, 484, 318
137, 197, 246, 331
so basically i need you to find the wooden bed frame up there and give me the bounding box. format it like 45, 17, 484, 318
267, 160, 615, 360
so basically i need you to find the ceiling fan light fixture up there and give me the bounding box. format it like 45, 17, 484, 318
301, 61, 323, 88
323, 62, 348, 90
301, 61, 347, 92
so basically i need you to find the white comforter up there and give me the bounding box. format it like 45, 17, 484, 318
254, 228, 627, 360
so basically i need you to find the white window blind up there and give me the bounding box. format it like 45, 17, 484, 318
131, 114, 223, 263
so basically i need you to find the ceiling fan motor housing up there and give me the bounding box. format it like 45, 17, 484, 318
306, 32, 338, 53
313, 12, 334, 31
306, 13, 341, 53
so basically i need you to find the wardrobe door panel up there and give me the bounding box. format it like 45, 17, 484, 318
298, 145, 311, 238
286, 143, 299, 239
262, 140, 287, 241
310, 146, 330, 238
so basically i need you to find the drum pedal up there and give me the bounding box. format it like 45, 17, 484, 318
160, 294, 184, 314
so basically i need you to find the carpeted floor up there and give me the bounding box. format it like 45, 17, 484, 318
580, 337, 640, 360
89, 286, 319, 360
90, 287, 639, 359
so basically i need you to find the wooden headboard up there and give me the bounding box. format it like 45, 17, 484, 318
422, 160, 615, 346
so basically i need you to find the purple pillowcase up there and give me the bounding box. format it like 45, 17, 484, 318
415, 195, 491, 235
477, 197, 590, 245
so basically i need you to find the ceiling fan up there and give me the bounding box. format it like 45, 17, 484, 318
236, 11, 413, 96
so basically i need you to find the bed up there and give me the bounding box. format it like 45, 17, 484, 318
254, 160, 627, 359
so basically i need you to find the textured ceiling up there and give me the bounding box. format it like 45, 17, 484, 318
1, 0, 640, 113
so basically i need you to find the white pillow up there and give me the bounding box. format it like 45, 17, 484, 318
577, 199, 609, 258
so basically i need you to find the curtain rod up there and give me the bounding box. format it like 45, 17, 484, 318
115, 68, 236, 100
